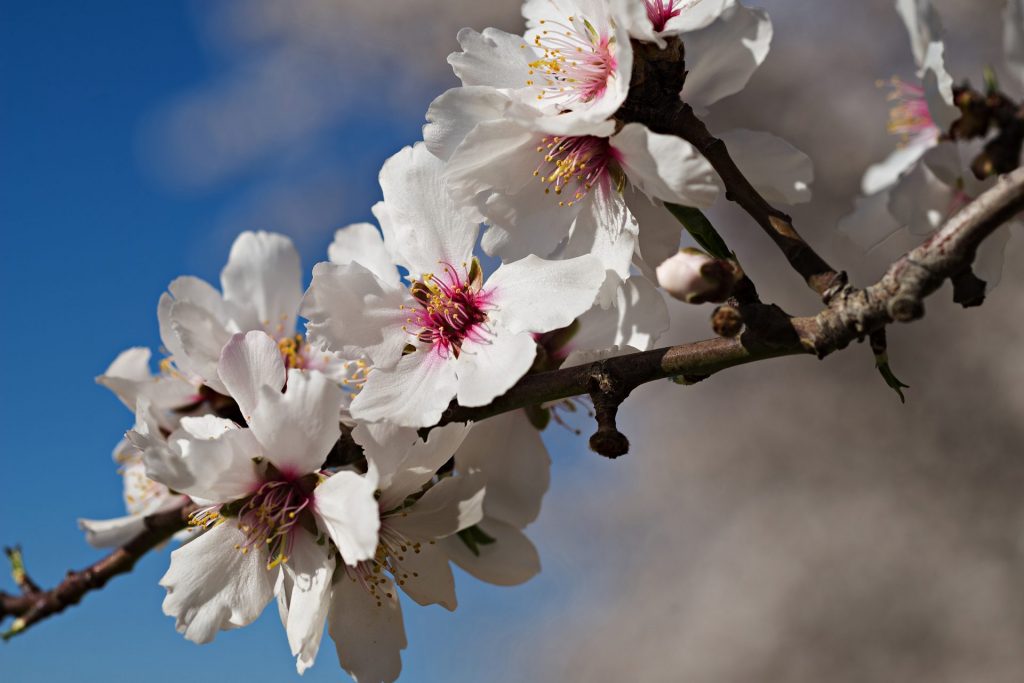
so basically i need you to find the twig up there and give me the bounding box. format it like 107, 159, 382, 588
617, 38, 844, 298
0, 502, 195, 638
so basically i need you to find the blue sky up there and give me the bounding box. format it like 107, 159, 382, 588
0, 2, 618, 680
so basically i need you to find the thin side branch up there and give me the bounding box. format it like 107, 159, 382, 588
0, 502, 195, 638
617, 39, 844, 298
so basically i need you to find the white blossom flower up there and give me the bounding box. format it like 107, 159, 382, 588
302, 144, 606, 428
308, 420, 485, 681
158, 230, 347, 395
144, 331, 380, 670
427, 91, 719, 300
447, 0, 633, 137
614, 0, 733, 48
78, 399, 192, 548
96, 346, 203, 423
841, 0, 1021, 287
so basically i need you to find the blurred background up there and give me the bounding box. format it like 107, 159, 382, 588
1, 0, 1022, 681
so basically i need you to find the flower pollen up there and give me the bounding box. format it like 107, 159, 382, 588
534, 134, 617, 206
524, 15, 617, 105
402, 259, 492, 359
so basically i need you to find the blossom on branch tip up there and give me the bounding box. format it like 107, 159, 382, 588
301, 144, 606, 428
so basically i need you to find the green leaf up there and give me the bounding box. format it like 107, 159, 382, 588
665, 204, 733, 260
875, 355, 910, 403
456, 525, 497, 557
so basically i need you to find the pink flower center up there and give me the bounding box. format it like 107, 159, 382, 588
403, 261, 492, 359
525, 15, 617, 105
646, 0, 685, 32
191, 474, 316, 570
882, 77, 937, 142
534, 134, 618, 206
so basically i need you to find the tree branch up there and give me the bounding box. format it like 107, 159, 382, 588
616, 38, 845, 298
4, 167, 1021, 638
0, 502, 195, 638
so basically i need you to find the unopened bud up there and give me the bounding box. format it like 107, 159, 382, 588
711, 305, 743, 337
656, 249, 740, 304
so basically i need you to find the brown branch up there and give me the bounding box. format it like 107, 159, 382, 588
4, 169, 1021, 640
443, 167, 1024, 425
616, 38, 844, 298
0, 502, 195, 638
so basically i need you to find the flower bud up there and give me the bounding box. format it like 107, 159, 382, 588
656, 249, 740, 304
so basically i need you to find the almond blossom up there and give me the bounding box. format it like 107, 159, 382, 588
301, 144, 606, 428
142, 331, 381, 667
448, 0, 633, 136
158, 230, 348, 396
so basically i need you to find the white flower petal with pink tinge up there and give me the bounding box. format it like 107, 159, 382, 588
612, 123, 720, 208
454, 330, 538, 408
152, 421, 262, 504
160, 522, 275, 644
386, 472, 486, 542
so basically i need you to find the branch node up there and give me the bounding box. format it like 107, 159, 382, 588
711, 305, 743, 338
586, 366, 633, 459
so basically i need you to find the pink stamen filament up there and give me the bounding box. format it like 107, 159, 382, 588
534, 134, 615, 206
527, 16, 616, 104
881, 77, 937, 142
403, 262, 492, 359
646, 0, 685, 32
236, 479, 312, 568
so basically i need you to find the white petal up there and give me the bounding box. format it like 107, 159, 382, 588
350, 352, 459, 428
664, 0, 733, 33
220, 231, 302, 338
1006, 0, 1024, 89
454, 411, 550, 528
350, 422, 421, 494
919, 41, 959, 131
717, 129, 814, 204
560, 184, 639, 307
443, 118, 541, 204
454, 329, 537, 408
562, 275, 669, 367
392, 542, 457, 611
168, 298, 234, 393
837, 191, 904, 251
150, 422, 262, 503
78, 514, 147, 549
895, 0, 945, 66
887, 155, 956, 236
424, 86, 517, 164
314, 470, 380, 566
861, 134, 935, 195
371, 423, 472, 512
327, 223, 401, 289
160, 522, 275, 644
448, 27, 535, 89
478, 172, 582, 262
387, 472, 486, 541
439, 518, 541, 586
251, 369, 343, 477
301, 261, 410, 370
680, 3, 772, 110
485, 254, 605, 334
282, 532, 334, 675
328, 573, 406, 683
613, 123, 720, 207
217, 331, 286, 423
378, 144, 479, 277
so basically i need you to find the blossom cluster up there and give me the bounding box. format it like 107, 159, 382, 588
74, 0, 1021, 680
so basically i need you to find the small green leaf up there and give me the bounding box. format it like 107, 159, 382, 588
456, 525, 497, 557
875, 354, 910, 403
665, 204, 733, 260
